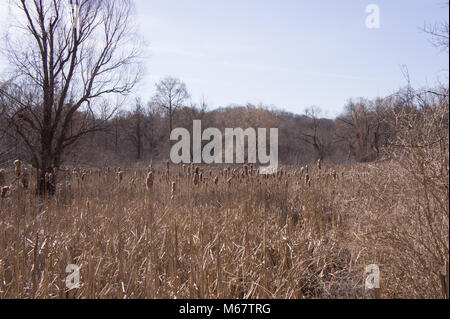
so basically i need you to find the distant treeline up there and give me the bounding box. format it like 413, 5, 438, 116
1, 85, 448, 168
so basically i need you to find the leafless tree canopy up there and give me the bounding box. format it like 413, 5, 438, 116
0, 0, 143, 194
152, 77, 190, 136
422, 2, 449, 52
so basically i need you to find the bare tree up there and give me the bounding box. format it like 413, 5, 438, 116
422, 2, 449, 52
300, 106, 330, 161
152, 77, 190, 144
0, 0, 142, 195
128, 98, 144, 160
336, 98, 392, 162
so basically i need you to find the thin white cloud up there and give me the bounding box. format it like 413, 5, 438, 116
214, 60, 374, 81
302, 71, 375, 81
218, 61, 294, 73
149, 45, 207, 59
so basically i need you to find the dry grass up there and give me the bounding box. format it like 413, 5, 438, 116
0, 151, 448, 299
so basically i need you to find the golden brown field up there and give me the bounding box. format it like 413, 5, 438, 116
0, 150, 448, 299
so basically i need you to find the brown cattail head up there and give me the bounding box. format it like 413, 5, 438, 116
213, 176, 219, 185
317, 159, 322, 170
1, 186, 9, 198
165, 160, 170, 175
0, 169, 5, 186
14, 160, 22, 177
117, 170, 123, 183
305, 173, 310, 185
21, 171, 30, 189
193, 172, 199, 186
146, 172, 154, 190
171, 181, 176, 196
226, 177, 232, 186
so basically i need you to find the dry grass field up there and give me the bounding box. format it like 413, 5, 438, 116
0, 142, 448, 299
0, 0, 448, 302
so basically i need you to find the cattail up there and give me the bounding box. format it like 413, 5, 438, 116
146, 172, 154, 190
165, 160, 170, 175
14, 160, 21, 177
193, 172, 199, 186
0, 169, 5, 186
213, 176, 219, 185
227, 177, 232, 186
117, 170, 123, 183
317, 159, 322, 170
1, 186, 9, 198
148, 162, 153, 174
278, 168, 284, 179
171, 181, 176, 196
21, 171, 30, 189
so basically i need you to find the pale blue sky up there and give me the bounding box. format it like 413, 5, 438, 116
0, 1, 447, 117
134, 0, 449, 117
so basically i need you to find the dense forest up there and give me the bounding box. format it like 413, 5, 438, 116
1, 82, 448, 168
